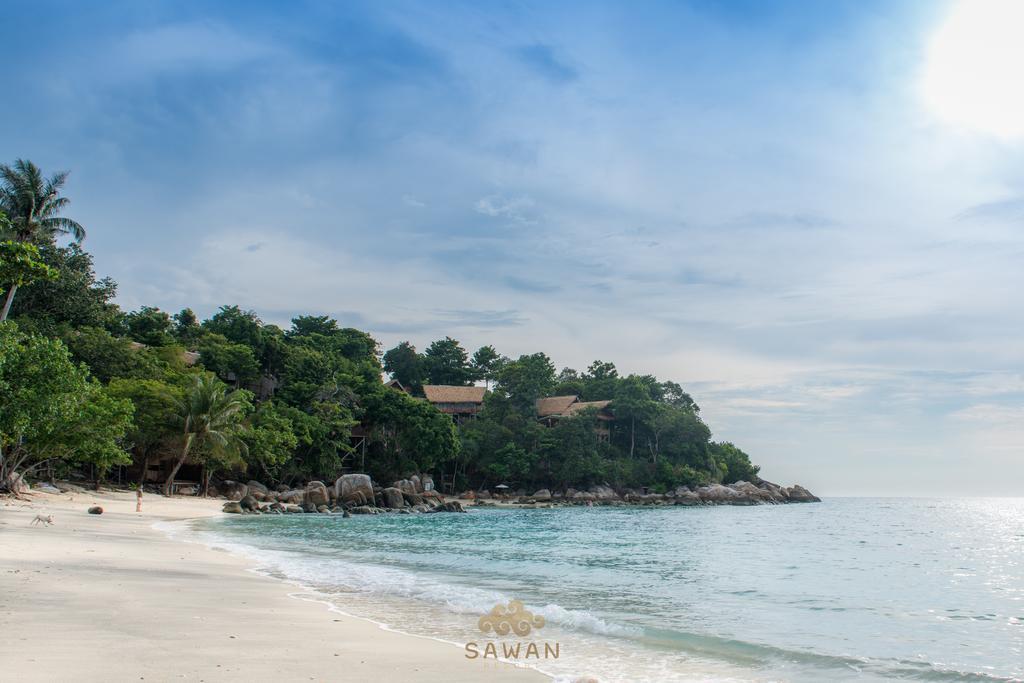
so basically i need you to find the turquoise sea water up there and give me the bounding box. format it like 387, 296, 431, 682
191, 498, 1024, 682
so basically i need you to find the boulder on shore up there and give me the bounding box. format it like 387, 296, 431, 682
589, 485, 619, 501
304, 481, 330, 507
783, 484, 820, 502
531, 489, 552, 502
279, 489, 305, 504
421, 474, 435, 492
335, 474, 374, 505
436, 501, 466, 513
381, 487, 406, 509
239, 494, 260, 511
246, 480, 269, 500
87, 506, 104, 515
393, 479, 417, 496
221, 481, 248, 502
222, 501, 243, 514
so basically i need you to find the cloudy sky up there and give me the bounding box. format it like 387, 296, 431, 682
4, 0, 1023, 495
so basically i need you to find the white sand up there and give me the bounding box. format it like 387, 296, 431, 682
0, 488, 548, 682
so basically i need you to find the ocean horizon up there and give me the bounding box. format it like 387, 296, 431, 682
180, 498, 1024, 682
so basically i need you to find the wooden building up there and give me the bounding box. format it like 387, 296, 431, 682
422, 385, 487, 423
535, 395, 614, 442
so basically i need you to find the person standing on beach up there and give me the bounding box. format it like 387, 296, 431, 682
136, 485, 143, 513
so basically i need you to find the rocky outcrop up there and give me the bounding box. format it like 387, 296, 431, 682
393, 479, 417, 496
278, 489, 305, 505
531, 488, 552, 502
381, 487, 406, 509
246, 480, 270, 500
222, 501, 243, 514
589, 485, 619, 501
435, 501, 466, 513
239, 494, 260, 512
304, 481, 330, 507
782, 484, 820, 502
421, 474, 435, 492
221, 481, 248, 501
335, 474, 374, 505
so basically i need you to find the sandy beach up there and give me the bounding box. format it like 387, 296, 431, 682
0, 488, 548, 683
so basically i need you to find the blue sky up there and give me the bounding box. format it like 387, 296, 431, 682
4, 0, 1023, 495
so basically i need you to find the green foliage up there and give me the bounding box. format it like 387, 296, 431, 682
470, 345, 504, 386
107, 377, 183, 468
198, 333, 260, 385
202, 305, 263, 349
63, 327, 164, 383
124, 306, 174, 347
289, 315, 339, 338
495, 352, 556, 414
9, 243, 120, 333
241, 402, 299, 481
172, 308, 201, 347
0, 159, 85, 243
0, 239, 58, 292
712, 442, 760, 484
422, 336, 474, 386
165, 373, 252, 494
0, 323, 131, 487
382, 341, 424, 391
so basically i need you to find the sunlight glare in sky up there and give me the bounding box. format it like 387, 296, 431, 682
922, 0, 1024, 140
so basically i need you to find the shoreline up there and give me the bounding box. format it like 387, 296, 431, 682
0, 489, 548, 683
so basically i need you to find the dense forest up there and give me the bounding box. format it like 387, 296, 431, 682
0, 160, 759, 496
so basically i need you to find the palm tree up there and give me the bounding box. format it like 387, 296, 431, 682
163, 373, 250, 496
0, 159, 86, 321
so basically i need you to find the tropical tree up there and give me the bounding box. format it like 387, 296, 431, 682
383, 341, 424, 391
0, 239, 58, 321
471, 345, 504, 389
0, 160, 86, 318
0, 323, 131, 494
164, 373, 252, 496
422, 337, 474, 386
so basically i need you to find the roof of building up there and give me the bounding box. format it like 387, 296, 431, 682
565, 399, 612, 415
536, 395, 581, 417
422, 385, 487, 404
536, 395, 613, 418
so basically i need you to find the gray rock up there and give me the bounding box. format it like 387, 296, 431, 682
381, 487, 406, 509
285, 504, 304, 514
221, 481, 249, 501
410, 475, 422, 493
87, 506, 104, 514
403, 491, 423, 506
222, 502, 243, 513
531, 488, 552, 502
335, 474, 374, 505
783, 484, 820, 502
393, 479, 417, 496
279, 489, 305, 504
239, 494, 259, 511
304, 481, 330, 507
246, 480, 269, 500
437, 501, 466, 513
349, 505, 376, 515
589, 485, 619, 501
34, 482, 61, 494
317, 505, 330, 514
421, 474, 435, 492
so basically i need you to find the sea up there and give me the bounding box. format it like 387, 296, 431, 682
172, 498, 1024, 682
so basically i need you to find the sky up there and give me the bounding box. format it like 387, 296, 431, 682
3, 0, 1023, 496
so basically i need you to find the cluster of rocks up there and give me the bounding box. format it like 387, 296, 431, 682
462, 480, 819, 507
221, 473, 467, 516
